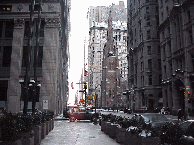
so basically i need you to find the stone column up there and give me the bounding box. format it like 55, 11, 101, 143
7, 18, 24, 113
41, 18, 60, 112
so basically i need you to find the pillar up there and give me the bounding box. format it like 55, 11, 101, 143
41, 18, 60, 113
7, 18, 24, 113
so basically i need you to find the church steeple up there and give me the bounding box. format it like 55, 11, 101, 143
107, 7, 115, 57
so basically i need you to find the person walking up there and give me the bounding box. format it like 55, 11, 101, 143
161, 107, 164, 115
178, 109, 182, 123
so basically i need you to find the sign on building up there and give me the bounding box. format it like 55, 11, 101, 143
43, 100, 48, 109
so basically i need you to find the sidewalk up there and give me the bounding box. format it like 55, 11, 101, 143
41, 119, 120, 145
165, 114, 194, 122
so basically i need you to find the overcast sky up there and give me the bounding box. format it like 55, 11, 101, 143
68, 0, 127, 105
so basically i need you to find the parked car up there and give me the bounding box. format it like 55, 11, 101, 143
131, 113, 172, 128
63, 109, 70, 118
180, 120, 194, 137
179, 120, 194, 144
69, 108, 99, 122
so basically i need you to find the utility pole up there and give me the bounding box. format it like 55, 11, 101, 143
23, 0, 35, 115
84, 39, 87, 109
33, 0, 42, 114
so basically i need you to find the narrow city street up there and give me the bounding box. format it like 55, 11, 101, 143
41, 120, 120, 145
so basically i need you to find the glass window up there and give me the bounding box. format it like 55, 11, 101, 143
0, 21, 3, 38
148, 46, 151, 55
5, 21, 14, 38
2, 46, 12, 67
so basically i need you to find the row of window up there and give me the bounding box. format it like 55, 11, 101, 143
133, 73, 162, 87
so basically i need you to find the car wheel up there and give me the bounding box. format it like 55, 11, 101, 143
70, 116, 75, 122
91, 116, 96, 122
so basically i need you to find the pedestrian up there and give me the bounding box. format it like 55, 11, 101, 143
161, 107, 164, 115
178, 109, 182, 123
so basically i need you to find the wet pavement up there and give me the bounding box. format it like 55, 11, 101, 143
41, 120, 120, 145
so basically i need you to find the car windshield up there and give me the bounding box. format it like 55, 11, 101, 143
142, 114, 168, 122
180, 121, 193, 132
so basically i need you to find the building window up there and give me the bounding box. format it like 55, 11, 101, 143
146, 7, 149, 13
158, 59, 161, 70
162, 31, 164, 40
160, 0, 163, 7
148, 59, 152, 69
147, 46, 151, 55
142, 92, 145, 106
164, 65, 166, 73
37, 46, 43, 67
141, 61, 144, 71
189, 30, 193, 45
29, 4, 42, 11
158, 45, 161, 54
22, 46, 28, 67
24, 21, 29, 38
166, 6, 169, 15
146, 17, 150, 26
163, 46, 166, 59
0, 22, 3, 38
2, 46, 12, 67
161, 12, 163, 22
148, 75, 152, 85
24, 20, 44, 38
147, 30, 151, 39
5, 21, 14, 38
159, 74, 162, 85
187, 10, 191, 22
39, 20, 45, 37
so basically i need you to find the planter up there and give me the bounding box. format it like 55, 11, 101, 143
49, 120, 52, 132
50, 119, 53, 130
21, 136, 34, 145
0, 139, 22, 145
116, 127, 126, 143
46, 121, 49, 135
124, 131, 141, 145
139, 136, 160, 145
108, 124, 118, 138
33, 125, 41, 145
101, 120, 106, 131
52, 119, 54, 130
105, 122, 111, 134
41, 123, 46, 139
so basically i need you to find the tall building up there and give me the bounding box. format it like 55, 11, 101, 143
158, 0, 194, 115
127, 0, 194, 116
0, 0, 71, 115
88, 1, 127, 28
127, 0, 161, 111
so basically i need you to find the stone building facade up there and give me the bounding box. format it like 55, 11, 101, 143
127, 0, 161, 111
0, 0, 70, 115
127, 0, 194, 115
158, 0, 194, 115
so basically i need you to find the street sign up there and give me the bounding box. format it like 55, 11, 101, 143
186, 86, 190, 90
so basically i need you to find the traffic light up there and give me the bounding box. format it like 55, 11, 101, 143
188, 91, 191, 97
84, 82, 87, 89
184, 92, 187, 97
